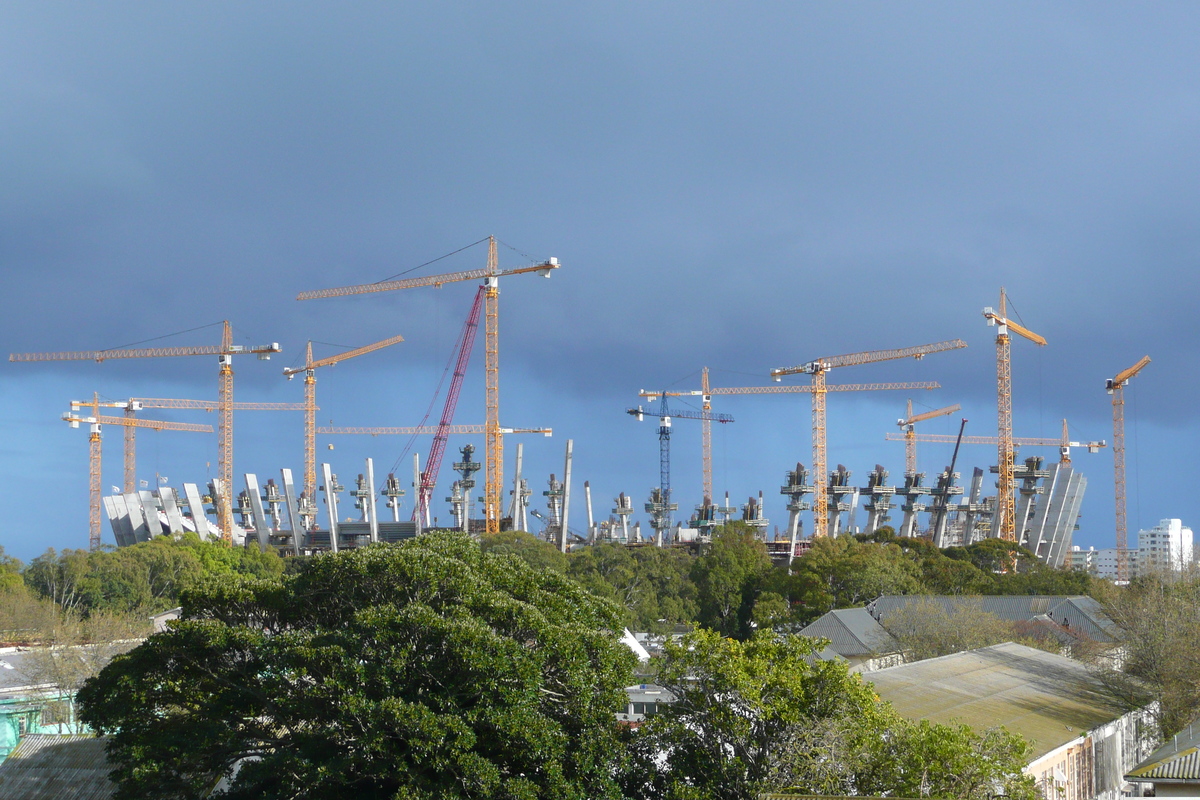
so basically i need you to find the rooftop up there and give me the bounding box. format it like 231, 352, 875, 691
1126, 720, 1200, 783
867, 641, 1129, 760
799, 607, 900, 657
865, 595, 1122, 644
0, 734, 113, 799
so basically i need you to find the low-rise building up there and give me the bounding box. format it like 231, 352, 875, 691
868, 642, 1156, 800
1125, 718, 1200, 797
618, 684, 675, 727
798, 607, 903, 671
866, 594, 1123, 647
0, 734, 113, 799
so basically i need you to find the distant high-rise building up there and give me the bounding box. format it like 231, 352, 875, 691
1076, 519, 1193, 581
1136, 519, 1194, 573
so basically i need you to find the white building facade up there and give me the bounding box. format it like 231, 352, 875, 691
1137, 519, 1193, 573
1070, 519, 1193, 580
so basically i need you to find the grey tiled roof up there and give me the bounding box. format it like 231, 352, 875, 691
800, 608, 900, 657
1127, 721, 1200, 782
864, 595, 1121, 643
0, 734, 114, 799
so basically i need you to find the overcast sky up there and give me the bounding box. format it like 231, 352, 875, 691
2, 2, 1195, 561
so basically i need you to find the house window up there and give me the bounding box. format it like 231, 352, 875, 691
633, 703, 645, 715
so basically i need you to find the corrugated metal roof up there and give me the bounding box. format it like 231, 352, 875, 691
865, 595, 1121, 644
1127, 722, 1200, 782
0, 734, 113, 799
800, 608, 899, 657
867, 642, 1129, 760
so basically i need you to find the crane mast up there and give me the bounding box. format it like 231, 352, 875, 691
1107, 355, 1150, 583
701, 368, 713, 505
297, 236, 559, 533
282, 333, 405, 500
13, 321, 280, 539
898, 401, 962, 475
484, 242, 502, 532
646, 378, 940, 527
771, 339, 966, 537
983, 290, 1046, 541
63, 394, 213, 550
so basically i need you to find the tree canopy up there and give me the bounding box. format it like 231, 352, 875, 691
625, 628, 1038, 800
1096, 568, 1200, 736
78, 534, 636, 800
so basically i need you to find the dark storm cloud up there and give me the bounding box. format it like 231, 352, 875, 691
2, 2, 1198, 558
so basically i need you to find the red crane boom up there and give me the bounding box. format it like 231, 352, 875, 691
417, 287, 486, 522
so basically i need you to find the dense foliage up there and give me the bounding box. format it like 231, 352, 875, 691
625, 629, 1038, 800
78, 534, 637, 800
546, 523, 1098, 634
73, 533, 1052, 800
23, 533, 283, 616
1095, 568, 1200, 736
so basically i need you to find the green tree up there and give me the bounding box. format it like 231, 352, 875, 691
1096, 568, 1200, 736
691, 523, 773, 638
920, 553, 996, 594
791, 536, 924, 618
0, 546, 24, 594
79, 534, 636, 800
480, 530, 567, 573
24, 548, 99, 612
881, 597, 1019, 661
567, 543, 699, 632
626, 628, 1036, 800
627, 546, 697, 631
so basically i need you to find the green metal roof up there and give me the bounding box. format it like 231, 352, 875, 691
1127, 721, 1200, 783
867, 642, 1128, 760
0, 734, 113, 799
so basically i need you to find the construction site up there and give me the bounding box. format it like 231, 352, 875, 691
9, 239, 1151, 583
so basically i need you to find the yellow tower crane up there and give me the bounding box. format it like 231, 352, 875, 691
982, 291, 1046, 541
897, 401, 962, 475
1107, 355, 1151, 583
641, 377, 940, 513
281, 334, 405, 500
885, 420, 1105, 464
12, 321, 280, 538
297, 236, 559, 533
320, 425, 551, 436
110, 397, 306, 495
63, 394, 213, 550
771, 339, 967, 536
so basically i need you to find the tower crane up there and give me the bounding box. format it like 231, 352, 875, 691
11, 321, 281, 538
114, 397, 305, 495
641, 376, 940, 521
420, 286, 483, 526
983, 290, 1046, 541
627, 395, 732, 542
1106, 355, 1151, 583
885, 421, 1105, 464
897, 401, 962, 475
771, 339, 967, 536
63, 394, 213, 550
317, 425, 551, 524
282, 334, 405, 500
297, 236, 559, 533
320, 425, 550, 437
